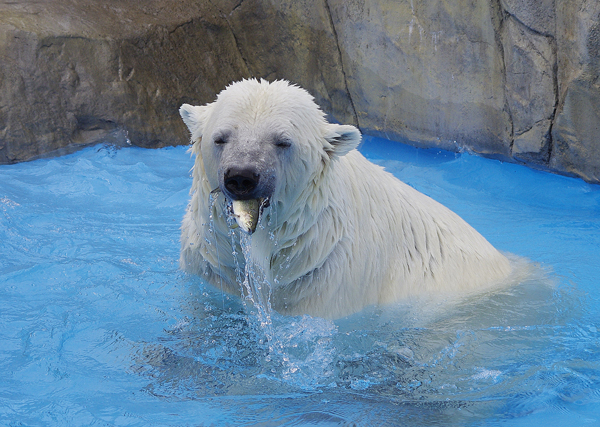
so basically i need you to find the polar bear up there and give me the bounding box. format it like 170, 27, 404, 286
179, 79, 511, 319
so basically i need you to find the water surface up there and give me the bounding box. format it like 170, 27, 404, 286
1, 137, 599, 426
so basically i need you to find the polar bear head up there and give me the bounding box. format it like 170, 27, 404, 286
180, 79, 361, 233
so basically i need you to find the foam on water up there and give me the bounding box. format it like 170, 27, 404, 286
1, 139, 599, 426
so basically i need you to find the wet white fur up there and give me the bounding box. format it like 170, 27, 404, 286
179, 79, 512, 319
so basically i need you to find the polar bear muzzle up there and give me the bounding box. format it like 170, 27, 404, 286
220, 163, 274, 234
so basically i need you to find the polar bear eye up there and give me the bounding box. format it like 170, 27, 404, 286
275, 138, 292, 148
212, 132, 230, 145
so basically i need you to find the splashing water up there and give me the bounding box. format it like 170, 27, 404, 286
208, 192, 276, 336
236, 232, 274, 339
205, 192, 338, 386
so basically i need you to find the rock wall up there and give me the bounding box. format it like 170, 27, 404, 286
329, 0, 599, 182
1, 0, 598, 183
0, 1, 249, 161
0, 0, 350, 163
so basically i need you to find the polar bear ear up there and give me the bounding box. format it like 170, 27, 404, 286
180, 104, 211, 140
324, 124, 362, 157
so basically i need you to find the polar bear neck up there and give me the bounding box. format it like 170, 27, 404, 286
251, 159, 346, 286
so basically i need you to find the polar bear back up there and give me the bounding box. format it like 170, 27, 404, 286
269, 150, 511, 318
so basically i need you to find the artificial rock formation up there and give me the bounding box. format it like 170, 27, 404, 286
0, 0, 350, 163
0, 1, 249, 161
0, 0, 598, 183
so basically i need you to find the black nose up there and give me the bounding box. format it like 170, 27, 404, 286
224, 167, 259, 198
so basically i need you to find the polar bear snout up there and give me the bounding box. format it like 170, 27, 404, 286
220, 160, 276, 203
221, 163, 274, 234
217, 139, 278, 203
224, 166, 260, 199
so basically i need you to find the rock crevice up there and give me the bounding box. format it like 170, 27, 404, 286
323, 0, 359, 127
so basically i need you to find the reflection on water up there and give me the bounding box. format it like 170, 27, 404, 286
0, 139, 599, 426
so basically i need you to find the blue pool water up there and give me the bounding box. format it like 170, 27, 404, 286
1, 137, 599, 426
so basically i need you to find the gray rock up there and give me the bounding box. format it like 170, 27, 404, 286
0, 0, 246, 162
1, 0, 600, 184
216, 0, 355, 126
551, 77, 600, 182
551, 0, 600, 182
0, 0, 351, 164
328, 0, 512, 158
500, 0, 556, 36
502, 15, 556, 165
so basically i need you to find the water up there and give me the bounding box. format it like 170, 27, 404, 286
1, 138, 599, 426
